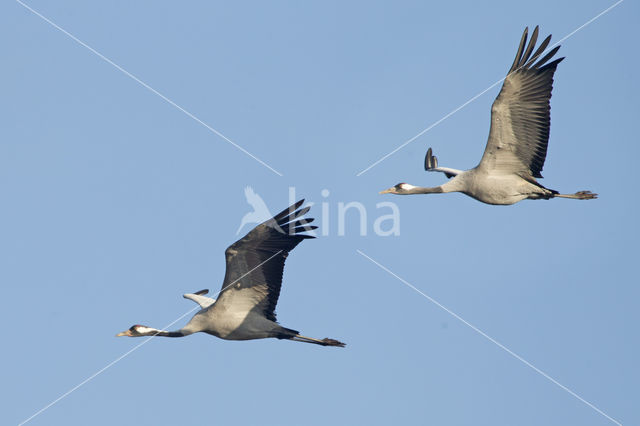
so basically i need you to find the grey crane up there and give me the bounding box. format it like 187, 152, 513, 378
380, 26, 597, 205
117, 200, 345, 347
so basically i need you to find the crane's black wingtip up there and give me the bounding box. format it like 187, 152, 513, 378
273, 199, 308, 222
270, 201, 318, 237
294, 225, 318, 232
510, 26, 563, 73
296, 206, 311, 216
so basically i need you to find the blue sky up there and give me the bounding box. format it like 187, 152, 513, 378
1, 1, 638, 425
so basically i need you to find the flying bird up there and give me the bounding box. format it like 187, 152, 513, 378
117, 200, 345, 347
380, 26, 597, 205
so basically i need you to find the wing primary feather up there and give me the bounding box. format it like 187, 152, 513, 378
281, 218, 317, 235
509, 27, 529, 73
534, 47, 562, 69
293, 226, 318, 233
525, 34, 552, 68
272, 199, 305, 222
520, 26, 539, 66
539, 57, 564, 72
194, 289, 209, 295
291, 218, 315, 227
278, 206, 311, 225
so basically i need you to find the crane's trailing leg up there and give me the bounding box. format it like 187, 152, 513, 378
291, 334, 346, 347
554, 191, 598, 200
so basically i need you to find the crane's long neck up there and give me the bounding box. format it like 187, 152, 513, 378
405, 178, 462, 194
137, 326, 193, 338
405, 186, 444, 194
153, 329, 188, 337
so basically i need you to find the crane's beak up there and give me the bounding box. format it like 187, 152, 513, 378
379, 187, 394, 194
116, 329, 132, 337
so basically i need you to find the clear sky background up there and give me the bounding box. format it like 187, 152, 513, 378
1, 1, 638, 425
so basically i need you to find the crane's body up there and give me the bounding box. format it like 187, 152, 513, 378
117, 200, 345, 347
178, 306, 292, 341
380, 26, 597, 205
434, 169, 562, 205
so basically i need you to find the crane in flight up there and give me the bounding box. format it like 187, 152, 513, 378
380, 26, 597, 205
117, 200, 345, 347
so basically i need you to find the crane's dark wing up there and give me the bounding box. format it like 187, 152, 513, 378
478, 26, 564, 180
214, 200, 316, 322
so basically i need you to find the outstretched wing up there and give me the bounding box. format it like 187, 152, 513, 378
478, 26, 564, 180
215, 200, 316, 322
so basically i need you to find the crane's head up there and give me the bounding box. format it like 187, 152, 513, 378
116, 324, 158, 337
379, 183, 415, 195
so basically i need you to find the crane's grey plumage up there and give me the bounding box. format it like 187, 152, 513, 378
381, 26, 597, 205
117, 200, 345, 347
